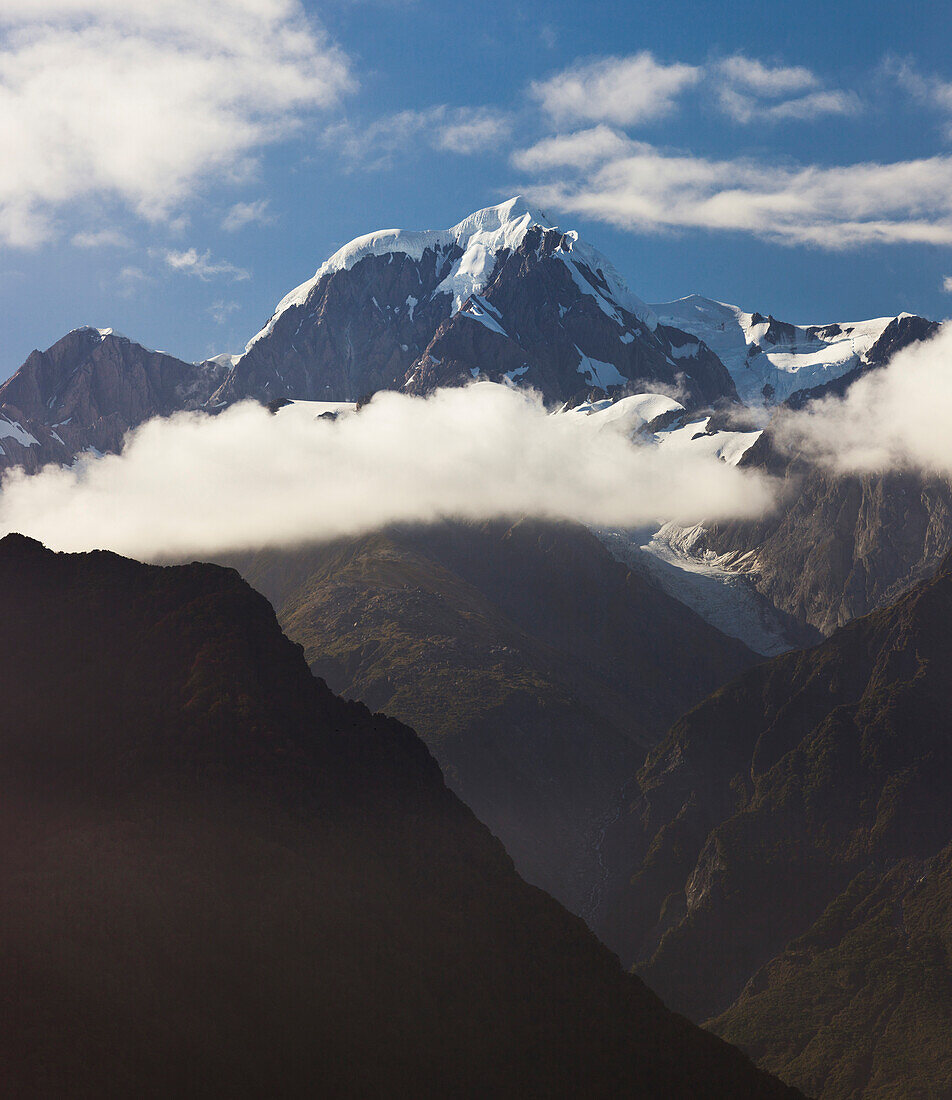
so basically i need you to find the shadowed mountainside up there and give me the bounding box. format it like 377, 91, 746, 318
222, 518, 758, 918
0, 533, 799, 1098
600, 549, 952, 1098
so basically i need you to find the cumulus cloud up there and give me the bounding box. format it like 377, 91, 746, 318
776, 323, 952, 474
530, 52, 701, 127
519, 131, 952, 247
0, 0, 352, 246
325, 106, 510, 168
0, 384, 773, 559
163, 248, 250, 281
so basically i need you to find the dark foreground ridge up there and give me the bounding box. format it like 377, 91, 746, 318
0, 534, 800, 1098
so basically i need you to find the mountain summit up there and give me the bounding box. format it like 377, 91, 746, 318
209, 197, 739, 407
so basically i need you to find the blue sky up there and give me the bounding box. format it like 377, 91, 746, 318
2, 0, 952, 379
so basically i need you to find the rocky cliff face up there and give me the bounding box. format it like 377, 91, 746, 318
705, 459, 952, 635
598, 552, 952, 1098
0, 534, 799, 1099
0, 327, 226, 473
214, 198, 739, 409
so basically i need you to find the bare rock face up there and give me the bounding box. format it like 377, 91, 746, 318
212, 248, 453, 405
707, 460, 952, 635
404, 226, 737, 407
213, 200, 739, 409
0, 327, 227, 473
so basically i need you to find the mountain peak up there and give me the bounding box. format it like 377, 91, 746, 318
0, 532, 48, 561
245, 197, 558, 351
245, 196, 659, 354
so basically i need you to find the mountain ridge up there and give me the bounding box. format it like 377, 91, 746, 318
0, 532, 801, 1098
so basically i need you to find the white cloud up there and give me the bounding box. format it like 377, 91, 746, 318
0, 385, 772, 559
116, 265, 152, 298
530, 52, 701, 127
519, 132, 952, 248
0, 1, 352, 247
325, 106, 510, 168
511, 125, 633, 172
208, 299, 241, 324
777, 323, 952, 475
713, 55, 860, 124
206, 297, 239, 321
164, 248, 250, 281
887, 58, 952, 138
717, 55, 818, 97
437, 110, 511, 154
943, 276, 952, 293
71, 227, 131, 248
222, 200, 275, 232
717, 87, 860, 124
887, 57, 952, 113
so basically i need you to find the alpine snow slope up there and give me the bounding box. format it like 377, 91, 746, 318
652, 295, 935, 409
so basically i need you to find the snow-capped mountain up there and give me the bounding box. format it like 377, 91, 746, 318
210, 198, 739, 408
652, 294, 935, 407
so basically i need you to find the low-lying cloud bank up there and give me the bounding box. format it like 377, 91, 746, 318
778, 321, 952, 473
0, 383, 773, 559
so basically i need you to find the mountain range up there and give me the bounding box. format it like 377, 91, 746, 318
3, 196, 952, 1097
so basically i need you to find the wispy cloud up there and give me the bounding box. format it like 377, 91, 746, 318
716, 86, 860, 123
222, 200, 274, 232
163, 248, 249, 281
518, 129, 952, 248
887, 57, 952, 137
208, 299, 240, 324
71, 227, 132, 249
116, 265, 152, 298
713, 55, 860, 123
530, 52, 701, 127
325, 106, 510, 169
717, 56, 819, 97
0, 1, 353, 247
